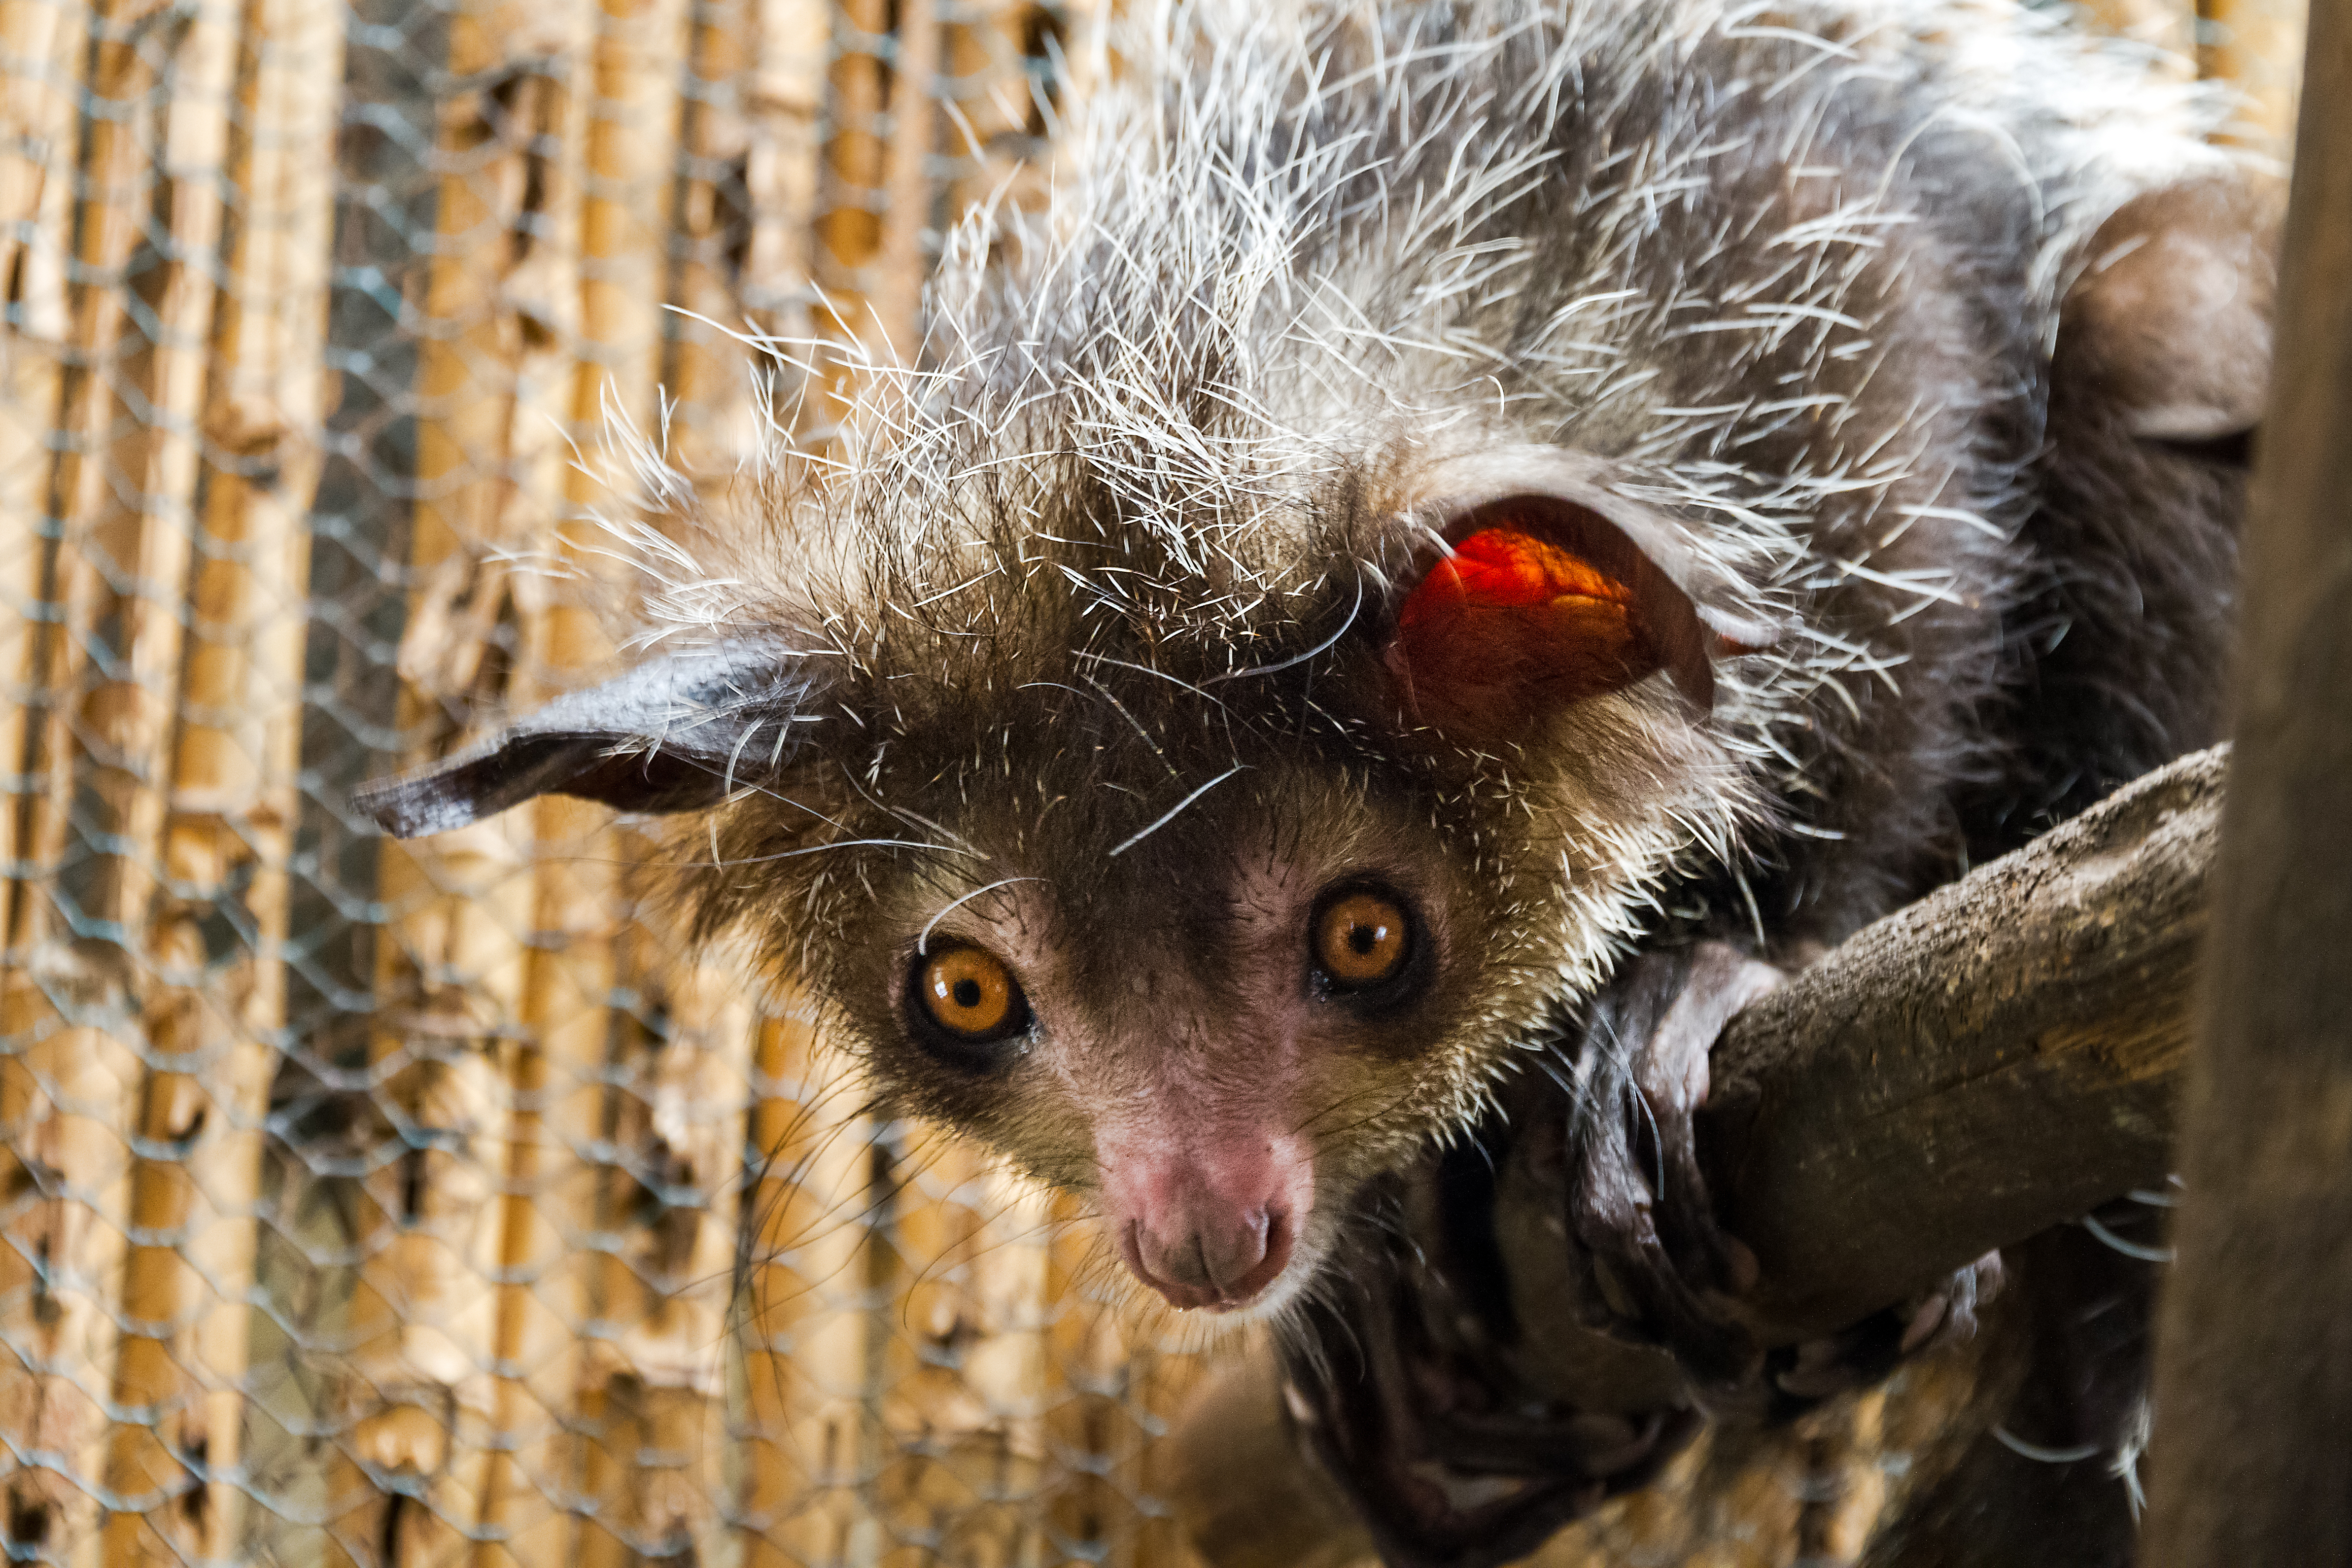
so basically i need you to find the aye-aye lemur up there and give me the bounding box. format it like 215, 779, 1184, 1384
358, 0, 2274, 1560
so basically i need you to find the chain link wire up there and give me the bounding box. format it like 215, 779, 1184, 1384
0, 1, 2303, 1567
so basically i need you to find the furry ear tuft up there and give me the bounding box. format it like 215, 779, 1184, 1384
352, 637, 823, 837
2058, 172, 2283, 452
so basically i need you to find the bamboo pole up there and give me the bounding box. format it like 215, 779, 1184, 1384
63, 0, 236, 955
724, 0, 844, 1549
2198, 0, 2310, 153
0, 0, 78, 358
336, 3, 602, 1564
499, 0, 691, 1561
1126, 1341, 1205, 1568
1043, 1203, 1169, 1568
741, 0, 826, 359
867, 1135, 1048, 1568
870, 0, 938, 363
0, 0, 239, 1554
1028, 1196, 1208, 1568
809, 0, 890, 431
0, 0, 94, 1538
937, 0, 1052, 227
715, 0, 884, 1523
464, 39, 596, 1568
91, 0, 342, 1558
737, 1006, 877, 1568
958, 1168, 1055, 1568
641, 972, 760, 1568
661, 0, 760, 480
0, 0, 84, 890
335, 2, 593, 1560
565, 960, 758, 1567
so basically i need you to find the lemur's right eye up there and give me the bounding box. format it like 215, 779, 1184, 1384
1315, 892, 1411, 987
906, 945, 1033, 1067
1309, 884, 1429, 1011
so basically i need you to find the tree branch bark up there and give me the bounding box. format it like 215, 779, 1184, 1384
1703, 744, 2222, 1342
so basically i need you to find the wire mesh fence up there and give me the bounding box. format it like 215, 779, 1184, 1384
0, 1, 2306, 1567
0, 0, 1199, 1563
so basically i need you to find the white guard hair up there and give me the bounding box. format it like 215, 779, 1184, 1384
652, 0, 2232, 781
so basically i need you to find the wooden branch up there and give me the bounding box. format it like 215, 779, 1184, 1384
1702, 743, 2224, 1342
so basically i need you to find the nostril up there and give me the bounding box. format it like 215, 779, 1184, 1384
1198, 1207, 1272, 1292
1124, 1207, 1291, 1307
1230, 1206, 1294, 1298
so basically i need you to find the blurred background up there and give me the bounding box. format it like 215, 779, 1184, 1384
0, 2, 2306, 1567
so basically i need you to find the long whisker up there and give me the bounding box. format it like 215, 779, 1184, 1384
919, 877, 1044, 955
1206, 570, 1365, 684
1108, 766, 1247, 857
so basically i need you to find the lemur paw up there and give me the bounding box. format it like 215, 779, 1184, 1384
1556, 943, 1785, 1394
1555, 942, 2003, 1409
1279, 1172, 1701, 1568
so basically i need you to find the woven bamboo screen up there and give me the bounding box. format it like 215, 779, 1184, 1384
0, 2, 2304, 1568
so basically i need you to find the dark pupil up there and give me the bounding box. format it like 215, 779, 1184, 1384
1348, 924, 1378, 956
951, 977, 983, 1009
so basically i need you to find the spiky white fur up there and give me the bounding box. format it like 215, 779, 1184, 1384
572, 0, 2241, 1331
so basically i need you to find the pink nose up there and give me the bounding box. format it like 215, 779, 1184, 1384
1100, 1133, 1314, 1312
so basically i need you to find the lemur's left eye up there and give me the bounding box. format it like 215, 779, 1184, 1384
1310, 887, 1425, 1007
906, 945, 1032, 1069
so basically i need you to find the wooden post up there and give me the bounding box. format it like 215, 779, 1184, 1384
2143, 0, 2352, 1557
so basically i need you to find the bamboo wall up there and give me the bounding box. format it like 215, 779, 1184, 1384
0, 0, 1198, 1564
0, 3, 2305, 1568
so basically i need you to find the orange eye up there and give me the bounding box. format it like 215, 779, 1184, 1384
1314, 890, 1413, 990
914, 946, 1029, 1044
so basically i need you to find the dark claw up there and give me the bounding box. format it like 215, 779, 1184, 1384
1555, 943, 1782, 1393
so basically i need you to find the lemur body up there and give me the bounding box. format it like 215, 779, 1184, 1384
360, 2, 2274, 1558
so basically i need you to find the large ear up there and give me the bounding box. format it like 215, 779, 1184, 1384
351, 637, 823, 837
2057, 171, 2284, 460
1384, 448, 1776, 738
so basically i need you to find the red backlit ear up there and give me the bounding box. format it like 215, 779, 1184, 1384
1391, 525, 1656, 735
1382, 453, 1776, 740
